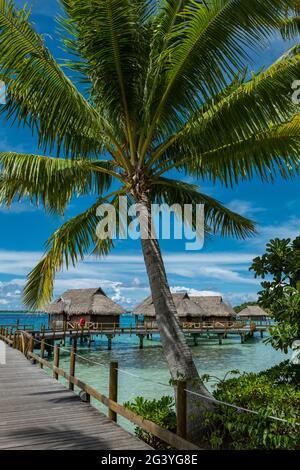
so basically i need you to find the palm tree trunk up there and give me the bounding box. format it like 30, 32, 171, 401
138, 196, 214, 441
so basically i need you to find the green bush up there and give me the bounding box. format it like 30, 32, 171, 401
124, 396, 176, 449
205, 361, 300, 449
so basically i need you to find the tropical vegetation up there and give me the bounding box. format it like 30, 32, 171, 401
124, 396, 177, 449
250, 236, 300, 351
204, 362, 300, 450
1, 0, 300, 437
233, 302, 259, 314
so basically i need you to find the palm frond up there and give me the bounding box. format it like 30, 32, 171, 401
190, 116, 300, 186
188, 50, 300, 148
140, 0, 296, 154
0, 0, 115, 157
281, 16, 300, 39
0, 152, 116, 214
61, 0, 153, 159
150, 177, 256, 239
23, 191, 125, 309
152, 41, 300, 170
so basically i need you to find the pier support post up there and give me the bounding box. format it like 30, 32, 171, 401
106, 334, 113, 351
218, 334, 223, 346
109, 361, 118, 422
176, 380, 187, 439
240, 334, 245, 344
138, 334, 144, 349
46, 339, 54, 357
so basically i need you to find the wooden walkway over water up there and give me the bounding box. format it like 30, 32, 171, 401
0, 341, 151, 450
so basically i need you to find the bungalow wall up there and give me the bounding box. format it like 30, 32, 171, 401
140, 315, 235, 329
241, 315, 268, 323
48, 313, 120, 329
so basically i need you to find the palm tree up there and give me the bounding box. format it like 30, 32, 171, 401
281, 2, 300, 38
1, 0, 300, 438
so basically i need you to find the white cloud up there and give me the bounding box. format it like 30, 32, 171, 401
227, 199, 266, 217
253, 217, 300, 247
0, 202, 40, 214
223, 291, 258, 306
0, 249, 260, 309
171, 286, 221, 297
0, 280, 24, 309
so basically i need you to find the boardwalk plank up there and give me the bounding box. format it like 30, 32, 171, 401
0, 341, 151, 450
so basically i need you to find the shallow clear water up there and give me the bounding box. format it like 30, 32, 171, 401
0, 312, 288, 432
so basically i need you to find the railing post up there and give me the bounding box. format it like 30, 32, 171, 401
53, 344, 60, 380
109, 361, 118, 422
12, 331, 17, 349
176, 380, 187, 439
15, 332, 19, 350
69, 340, 77, 391
27, 335, 34, 359
40, 339, 45, 369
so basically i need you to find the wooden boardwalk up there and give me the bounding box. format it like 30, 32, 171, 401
0, 341, 151, 450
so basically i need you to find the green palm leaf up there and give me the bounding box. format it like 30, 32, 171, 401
0, 0, 115, 157
0, 152, 116, 214
151, 177, 256, 239
23, 191, 125, 309
140, 0, 297, 156
61, 0, 153, 160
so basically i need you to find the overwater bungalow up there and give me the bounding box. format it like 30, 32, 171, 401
45, 287, 125, 329
190, 295, 236, 323
238, 305, 270, 322
133, 293, 236, 328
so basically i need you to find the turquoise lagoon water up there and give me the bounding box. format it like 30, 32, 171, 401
0, 311, 288, 431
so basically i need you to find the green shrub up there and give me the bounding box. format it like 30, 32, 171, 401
124, 396, 176, 449
204, 361, 300, 449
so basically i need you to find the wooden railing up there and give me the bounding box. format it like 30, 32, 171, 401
0, 323, 34, 331
0, 327, 200, 451
55, 320, 250, 332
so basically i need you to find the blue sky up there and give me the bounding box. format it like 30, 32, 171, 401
0, 0, 299, 310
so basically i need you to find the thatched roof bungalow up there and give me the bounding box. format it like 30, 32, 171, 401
45, 288, 125, 328
133, 293, 235, 327
238, 305, 269, 321
190, 296, 236, 321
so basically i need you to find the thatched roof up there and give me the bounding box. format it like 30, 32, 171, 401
190, 296, 236, 318
45, 288, 125, 316
238, 305, 269, 318
133, 293, 235, 318
132, 292, 205, 318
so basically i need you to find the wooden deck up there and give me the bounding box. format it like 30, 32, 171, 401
0, 341, 151, 450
